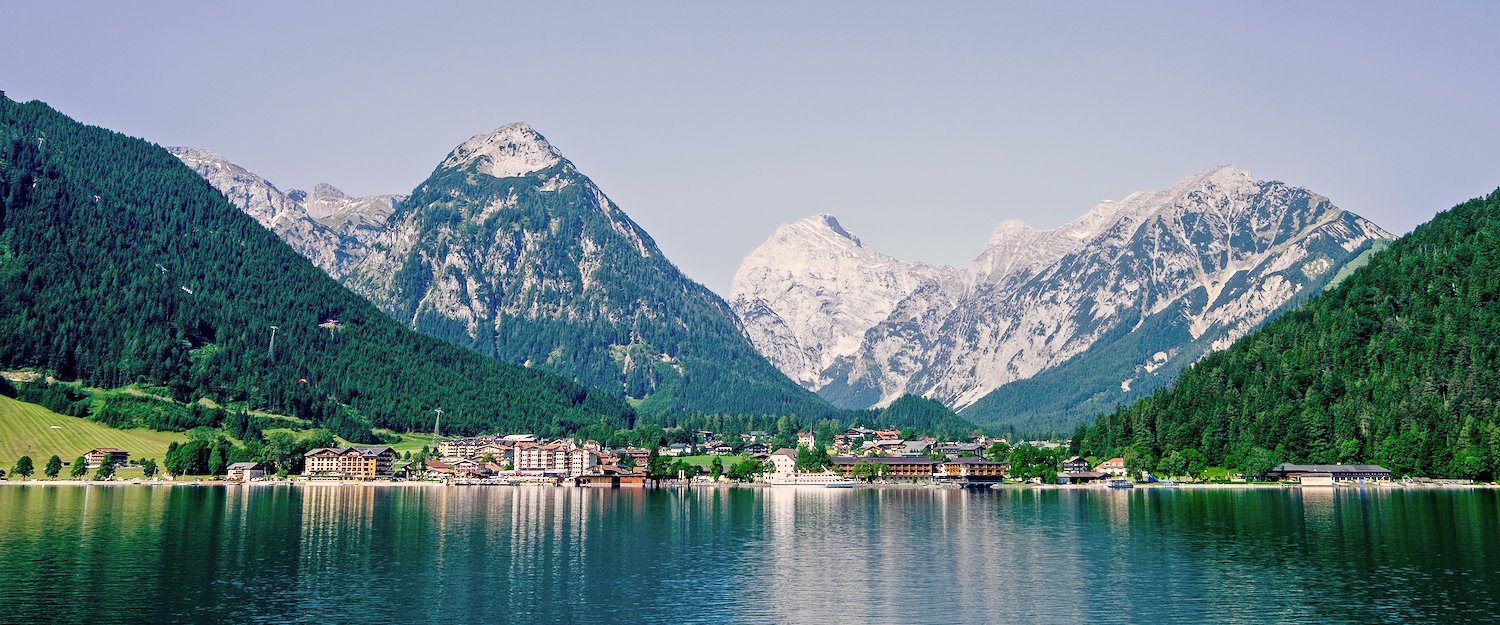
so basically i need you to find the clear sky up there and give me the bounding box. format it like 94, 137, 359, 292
4, 2, 1497, 295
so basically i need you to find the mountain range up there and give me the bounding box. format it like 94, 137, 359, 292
0, 96, 636, 441
1077, 187, 1500, 481
731, 166, 1393, 431
174, 125, 833, 419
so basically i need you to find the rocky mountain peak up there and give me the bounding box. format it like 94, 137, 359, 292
985, 219, 1035, 247
438, 122, 563, 179
310, 182, 348, 201
733, 167, 1395, 426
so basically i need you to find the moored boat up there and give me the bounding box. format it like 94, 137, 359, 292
765, 470, 856, 488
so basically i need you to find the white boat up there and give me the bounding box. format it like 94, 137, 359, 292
765, 470, 856, 488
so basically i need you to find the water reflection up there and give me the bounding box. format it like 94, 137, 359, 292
2, 485, 1499, 624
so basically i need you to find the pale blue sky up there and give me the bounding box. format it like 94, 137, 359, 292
5, 2, 1497, 294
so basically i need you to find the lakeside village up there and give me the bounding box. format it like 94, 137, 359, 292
13, 427, 1427, 489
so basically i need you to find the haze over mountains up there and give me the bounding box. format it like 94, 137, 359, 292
732, 167, 1393, 430
176, 120, 1394, 435
176, 124, 833, 419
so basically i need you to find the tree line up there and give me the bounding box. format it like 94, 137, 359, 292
1072, 189, 1500, 481
0, 96, 636, 442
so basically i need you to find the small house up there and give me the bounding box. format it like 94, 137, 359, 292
226, 462, 266, 481
1096, 457, 1127, 477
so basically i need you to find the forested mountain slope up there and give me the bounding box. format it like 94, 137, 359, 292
0, 96, 634, 441
1075, 188, 1500, 479
182, 125, 835, 419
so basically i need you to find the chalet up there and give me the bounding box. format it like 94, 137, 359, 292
861, 439, 907, 455
1265, 464, 1391, 483
829, 456, 938, 480
874, 430, 902, 440
85, 448, 130, 468
576, 464, 652, 487
703, 441, 735, 456
450, 459, 491, 478
473, 444, 511, 461
302, 447, 397, 480
1096, 457, 1127, 477
934, 457, 1006, 483
226, 462, 266, 481
797, 432, 816, 448
1062, 456, 1091, 473
1057, 471, 1108, 485
744, 442, 771, 458
424, 459, 456, 479
661, 443, 691, 457
937, 442, 984, 457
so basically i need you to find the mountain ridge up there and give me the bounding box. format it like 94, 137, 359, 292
732, 165, 1393, 431
179, 124, 835, 418
0, 97, 636, 441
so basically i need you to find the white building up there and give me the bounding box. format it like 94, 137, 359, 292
512, 443, 599, 477
769, 448, 797, 475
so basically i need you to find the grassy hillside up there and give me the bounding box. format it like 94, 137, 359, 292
0, 395, 185, 467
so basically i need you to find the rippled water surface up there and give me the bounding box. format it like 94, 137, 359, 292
0, 484, 1495, 624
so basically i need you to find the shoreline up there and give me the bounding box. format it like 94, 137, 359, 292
2, 478, 1495, 490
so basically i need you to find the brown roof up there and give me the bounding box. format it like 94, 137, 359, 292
942, 457, 1003, 465
830, 457, 936, 466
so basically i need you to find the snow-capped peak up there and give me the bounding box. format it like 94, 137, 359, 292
985, 219, 1035, 248
1167, 165, 1254, 198
776, 213, 863, 248
440, 122, 563, 179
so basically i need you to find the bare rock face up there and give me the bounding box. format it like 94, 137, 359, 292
729, 214, 956, 388
731, 166, 1393, 428
169, 147, 401, 279
175, 125, 828, 417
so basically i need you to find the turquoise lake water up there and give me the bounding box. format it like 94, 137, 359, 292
0, 484, 1495, 624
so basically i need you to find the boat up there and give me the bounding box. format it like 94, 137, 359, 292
1106, 479, 1134, 489
765, 470, 856, 488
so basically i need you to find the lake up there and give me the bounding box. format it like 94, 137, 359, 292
0, 484, 1495, 624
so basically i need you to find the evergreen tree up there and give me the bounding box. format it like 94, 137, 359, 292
1078, 189, 1500, 480
0, 97, 636, 441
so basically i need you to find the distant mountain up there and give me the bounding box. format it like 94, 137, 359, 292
180, 124, 832, 418
169, 148, 402, 279
732, 167, 1393, 431
1076, 188, 1500, 480
729, 214, 957, 389
0, 96, 635, 441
